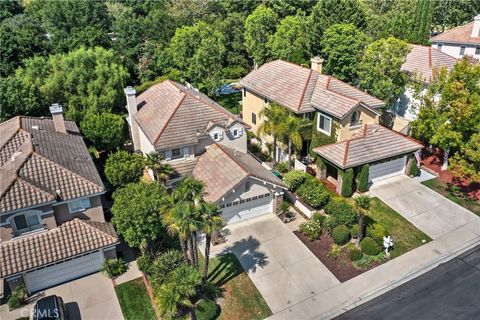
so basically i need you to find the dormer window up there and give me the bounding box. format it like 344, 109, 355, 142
171, 148, 182, 159
68, 198, 91, 213
213, 133, 219, 140
350, 110, 361, 126
213, 131, 223, 141
11, 211, 44, 236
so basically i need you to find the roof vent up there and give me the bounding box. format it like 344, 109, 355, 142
372, 128, 379, 134
32, 125, 39, 130
10, 151, 22, 162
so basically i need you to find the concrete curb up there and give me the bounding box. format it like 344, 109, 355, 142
320, 235, 480, 320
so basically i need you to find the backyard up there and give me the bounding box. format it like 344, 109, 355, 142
213, 92, 242, 115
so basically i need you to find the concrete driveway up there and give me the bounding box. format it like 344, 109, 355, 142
221, 214, 340, 314
0, 272, 123, 320
370, 176, 479, 239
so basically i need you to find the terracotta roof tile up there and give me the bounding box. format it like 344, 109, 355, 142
431, 21, 480, 45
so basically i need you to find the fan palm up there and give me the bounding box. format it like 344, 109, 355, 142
258, 102, 289, 165
354, 195, 371, 242
280, 114, 304, 169
199, 202, 222, 282
175, 176, 206, 204
145, 151, 174, 184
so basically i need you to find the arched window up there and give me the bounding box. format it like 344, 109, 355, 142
350, 111, 361, 126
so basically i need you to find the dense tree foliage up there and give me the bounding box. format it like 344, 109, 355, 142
358, 37, 411, 104
244, 5, 278, 66
432, 0, 480, 32
104, 150, 145, 187
269, 15, 309, 65
321, 24, 371, 84
409, 0, 434, 44
80, 112, 125, 152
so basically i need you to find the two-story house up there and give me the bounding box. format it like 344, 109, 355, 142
431, 14, 480, 60
240, 59, 423, 192
0, 106, 118, 297
125, 80, 286, 225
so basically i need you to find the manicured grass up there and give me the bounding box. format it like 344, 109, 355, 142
205, 253, 272, 320
367, 197, 432, 258
214, 93, 242, 115
115, 278, 157, 320
422, 178, 480, 216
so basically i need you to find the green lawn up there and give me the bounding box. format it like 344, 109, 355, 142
214, 93, 242, 115
422, 178, 480, 216
203, 253, 272, 320
367, 197, 432, 258
115, 278, 157, 320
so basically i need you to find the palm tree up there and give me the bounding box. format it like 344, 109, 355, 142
145, 151, 174, 184
281, 114, 304, 169
258, 102, 289, 165
199, 202, 222, 282
354, 195, 371, 242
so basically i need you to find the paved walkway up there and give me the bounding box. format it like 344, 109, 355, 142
114, 260, 143, 285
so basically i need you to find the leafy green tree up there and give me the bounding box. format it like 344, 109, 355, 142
268, 15, 309, 65
244, 5, 278, 66
266, 0, 315, 18
80, 113, 125, 152
358, 37, 410, 104
0, 0, 22, 20
104, 150, 145, 187
307, 0, 366, 55
111, 181, 166, 250
433, 0, 480, 32
321, 23, 371, 84
408, 0, 434, 44
450, 134, 480, 183
0, 14, 49, 77
144, 151, 174, 184
26, 0, 111, 52
258, 102, 289, 165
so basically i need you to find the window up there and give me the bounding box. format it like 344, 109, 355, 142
245, 181, 251, 192
243, 88, 246, 97
350, 111, 361, 126
251, 113, 257, 125
317, 113, 332, 135
12, 212, 41, 234
213, 133, 219, 140
437, 44, 443, 51
476, 47, 480, 55
233, 129, 238, 137
460, 46, 466, 56
264, 97, 268, 104
68, 198, 91, 213
171, 148, 182, 159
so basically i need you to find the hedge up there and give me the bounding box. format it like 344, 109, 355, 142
357, 164, 369, 192
284, 170, 307, 191
332, 225, 350, 245
360, 237, 380, 256
349, 248, 363, 261
295, 175, 330, 209
323, 199, 357, 228
409, 158, 419, 177
341, 168, 354, 197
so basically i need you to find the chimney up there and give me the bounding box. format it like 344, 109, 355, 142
472, 14, 480, 37
124, 86, 141, 151
311, 56, 324, 73
49, 103, 67, 134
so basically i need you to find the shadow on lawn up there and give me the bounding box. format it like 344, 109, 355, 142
208, 236, 268, 286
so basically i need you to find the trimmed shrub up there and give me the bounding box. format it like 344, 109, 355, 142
312, 212, 326, 226
299, 220, 322, 241
366, 223, 388, 245
341, 168, 354, 197
195, 299, 219, 320
350, 224, 359, 239
7, 285, 27, 310
324, 199, 357, 228
349, 248, 363, 261
297, 178, 330, 209
409, 159, 419, 177
360, 237, 381, 256
275, 162, 289, 174
357, 164, 369, 192
102, 258, 127, 278
327, 244, 342, 259
332, 225, 350, 245
284, 170, 307, 191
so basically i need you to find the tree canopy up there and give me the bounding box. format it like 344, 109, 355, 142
104, 150, 145, 187
244, 5, 278, 66
268, 15, 309, 65
80, 112, 125, 152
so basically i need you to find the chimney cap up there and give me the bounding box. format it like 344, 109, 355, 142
124, 86, 136, 95
49, 103, 63, 114
311, 56, 324, 63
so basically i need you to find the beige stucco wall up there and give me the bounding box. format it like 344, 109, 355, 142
337, 105, 378, 141
139, 127, 155, 155
54, 195, 105, 225
242, 89, 266, 136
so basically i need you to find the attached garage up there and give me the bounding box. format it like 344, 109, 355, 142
369, 156, 407, 183
25, 251, 104, 293
221, 193, 272, 224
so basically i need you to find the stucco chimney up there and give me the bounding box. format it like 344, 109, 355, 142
124, 86, 141, 151
49, 103, 67, 134
472, 14, 480, 37
311, 56, 324, 74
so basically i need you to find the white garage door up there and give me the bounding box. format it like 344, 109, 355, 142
25, 251, 104, 293
369, 156, 407, 183
221, 193, 272, 225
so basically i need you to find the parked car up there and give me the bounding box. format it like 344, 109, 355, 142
32, 295, 67, 320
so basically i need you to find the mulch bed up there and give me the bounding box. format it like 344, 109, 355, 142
294, 231, 381, 282
421, 148, 480, 200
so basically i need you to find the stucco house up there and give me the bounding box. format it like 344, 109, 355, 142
430, 14, 480, 60
0, 106, 118, 297
125, 80, 287, 225
391, 45, 458, 121
240, 59, 424, 192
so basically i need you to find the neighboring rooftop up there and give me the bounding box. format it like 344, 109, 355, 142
192, 143, 286, 203
239, 59, 385, 119
313, 124, 423, 169
431, 17, 480, 45
0, 219, 118, 278
132, 80, 245, 151
402, 45, 458, 83
0, 116, 104, 214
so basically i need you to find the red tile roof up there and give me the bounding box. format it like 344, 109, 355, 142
431, 21, 480, 45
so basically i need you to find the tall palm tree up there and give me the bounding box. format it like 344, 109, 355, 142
258, 102, 289, 165
145, 151, 174, 184
354, 195, 371, 242
199, 202, 222, 282
281, 114, 304, 169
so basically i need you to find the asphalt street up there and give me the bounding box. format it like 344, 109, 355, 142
336, 245, 480, 320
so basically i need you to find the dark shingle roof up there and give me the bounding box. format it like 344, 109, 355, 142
240, 60, 385, 118
0, 116, 105, 214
